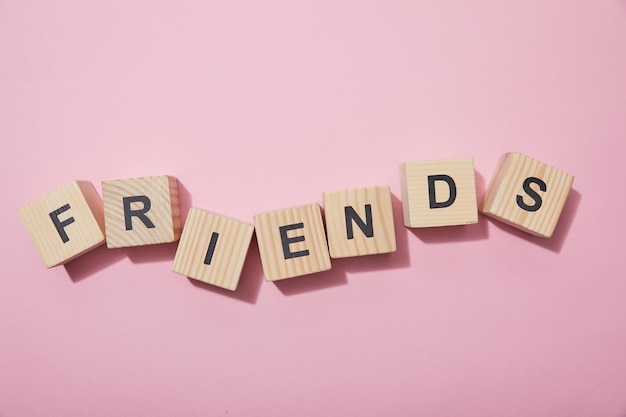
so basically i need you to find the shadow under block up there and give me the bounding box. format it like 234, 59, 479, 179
254, 204, 331, 282
18, 181, 106, 268
102, 175, 182, 248
172, 208, 254, 291
480, 152, 574, 238
323, 186, 396, 258
400, 158, 478, 228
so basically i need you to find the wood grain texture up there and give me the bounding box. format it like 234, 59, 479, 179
18, 181, 105, 268
172, 208, 254, 291
102, 175, 182, 248
400, 158, 478, 228
254, 203, 331, 281
323, 186, 396, 258
480, 152, 574, 238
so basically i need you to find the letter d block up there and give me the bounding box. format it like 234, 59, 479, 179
400, 158, 478, 228
18, 181, 105, 268
172, 208, 254, 291
480, 152, 574, 238
102, 175, 181, 248
323, 186, 396, 258
254, 204, 331, 281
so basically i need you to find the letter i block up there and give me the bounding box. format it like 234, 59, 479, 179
480, 152, 574, 238
172, 208, 254, 291
102, 175, 182, 248
323, 186, 396, 258
18, 181, 105, 268
254, 204, 331, 281
400, 158, 478, 228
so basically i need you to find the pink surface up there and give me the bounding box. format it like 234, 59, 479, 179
1, 1, 626, 416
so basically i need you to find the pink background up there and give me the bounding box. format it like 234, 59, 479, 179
1, 1, 626, 416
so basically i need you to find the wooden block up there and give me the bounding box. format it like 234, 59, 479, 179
102, 175, 182, 248
400, 158, 478, 228
172, 208, 254, 291
18, 181, 105, 268
323, 186, 396, 258
254, 204, 331, 281
480, 152, 574, 238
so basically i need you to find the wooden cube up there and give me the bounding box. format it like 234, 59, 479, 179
480, 152, 574, 238
400, 158, 478, 228
323, 186, 396, 258
102, 175, 182, 248
254, 204, 331, 281
172, 208, 254, 291
18, 181, 105, 268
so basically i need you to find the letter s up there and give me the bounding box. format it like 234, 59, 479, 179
516, 177, 547, 212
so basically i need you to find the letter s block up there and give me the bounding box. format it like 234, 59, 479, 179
480, 152, 574, 238
400, 158, 478, 228
323, 186, 396, 258
254, 204, 331, 281
102, 175, 182, 248
18, 181, 105, 268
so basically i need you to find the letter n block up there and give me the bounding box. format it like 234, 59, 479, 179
18, 181, 105, 268
254, 204, 331, 281
400, 158, 478, 228
323, 186, 396, 258
480, 152, 574, 238
102, 175, 182, 248
172, 208, 254, 291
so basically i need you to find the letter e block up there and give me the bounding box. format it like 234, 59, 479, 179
102, 175, 181, 248
18, 181, 105, 268
172, 208, 254, 291
480, 152, 574, 238
400, 158, 478, 228
254, 204, 331, 281
323, 186, 396, 258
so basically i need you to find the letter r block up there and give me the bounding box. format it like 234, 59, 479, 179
400, 158, 478, 228
254, 204, 331, 281
480, 152, 574, 238
18, 181, 105, 268
172, 208, 254, 291
323, 186, 396, 258
102, 175, 182, 248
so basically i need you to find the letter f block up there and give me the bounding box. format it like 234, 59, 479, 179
102, 175, 182, 248
254, 204, 331, 281
480, 152, 574, 238
18, 181, 105, 268
400, 158, 478, 228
